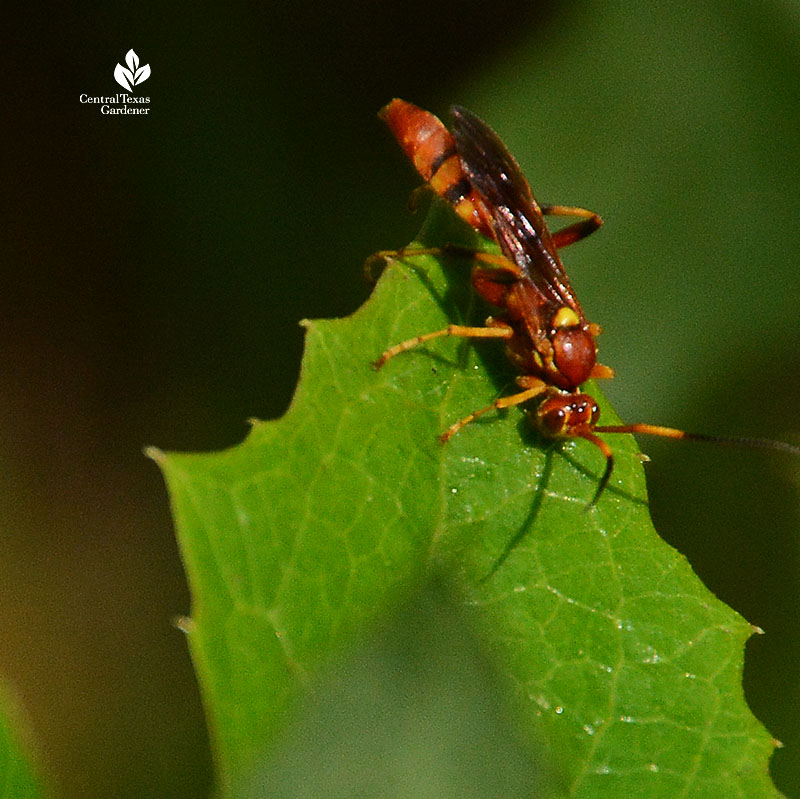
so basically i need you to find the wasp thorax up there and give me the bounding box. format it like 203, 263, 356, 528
536, 393, 600, 437
551, 325, 596, 388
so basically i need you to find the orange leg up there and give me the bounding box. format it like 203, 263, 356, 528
439, 377, 549, 442
374, 322, 513, 369
590, 363, 615, 380
577, 430, 615, 508
363, 248, 422, 282
539, 203, 603, 250
364, 244, 523, 283
540, 203, 601, 219
594, 422, 689, 439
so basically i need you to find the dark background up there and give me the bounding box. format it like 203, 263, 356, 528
3, 1, 800, 796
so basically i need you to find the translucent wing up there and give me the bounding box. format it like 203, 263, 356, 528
451, 105, 584, 316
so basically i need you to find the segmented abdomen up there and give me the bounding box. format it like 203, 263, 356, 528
379, 98, 492, 238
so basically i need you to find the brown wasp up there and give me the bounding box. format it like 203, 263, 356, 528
373, 99, 798, 505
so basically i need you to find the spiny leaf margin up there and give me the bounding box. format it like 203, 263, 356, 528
155, 202, 782, 797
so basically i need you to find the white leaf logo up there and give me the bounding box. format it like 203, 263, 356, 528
114, 49, 151, 92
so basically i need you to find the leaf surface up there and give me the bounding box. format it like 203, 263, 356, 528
156, 202, 781, 797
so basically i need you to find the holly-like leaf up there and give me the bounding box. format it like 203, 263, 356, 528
155, 201, 782, 796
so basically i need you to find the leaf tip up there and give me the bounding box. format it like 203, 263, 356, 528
172, 615, 195, 634
143, 445, 166, 464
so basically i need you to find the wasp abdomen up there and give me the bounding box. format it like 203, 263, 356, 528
380, 99, 489, 237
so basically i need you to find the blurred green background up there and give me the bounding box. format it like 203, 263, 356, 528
3, 0, 800, 795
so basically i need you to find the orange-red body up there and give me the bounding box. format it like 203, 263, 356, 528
380, 100, 612, 447
380, 100, 492, 239
381, 101, 611, 396
375, 99, 621, 500
375, 99, 797, 504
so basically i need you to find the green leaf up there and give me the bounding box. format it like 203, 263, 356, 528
0, 682, 43, 798
155, 201, 782, 797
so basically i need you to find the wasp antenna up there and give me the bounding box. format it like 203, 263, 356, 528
683, 433, 800, 457
594, 423, 800, 457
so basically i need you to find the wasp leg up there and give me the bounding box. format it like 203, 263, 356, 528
578, 431, 615, 508
362, 248, 430, 283
374, 322, 513, 369
407, 184, 432, 213
363, 244, 521, 283
539, 203, 603, 250
540, 203, 602, 219
363, 246, 454, 282
439, 376, 548, 442
590, 363, 615, 380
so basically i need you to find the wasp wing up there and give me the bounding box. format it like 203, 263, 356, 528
451, 105, 583, 317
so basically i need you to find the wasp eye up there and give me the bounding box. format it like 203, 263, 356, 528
536, 397, 570, 436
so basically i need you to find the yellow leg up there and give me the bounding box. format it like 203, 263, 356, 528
540, 203, 601, 220
590, 363, 615, 380
439, 380, 548, 442
374, 323, 512, 369
363, 246, 457, 282
364, 245, 522, 282
363, 248, 423, 282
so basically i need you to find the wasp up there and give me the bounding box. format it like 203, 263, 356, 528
373, 99, 798, 505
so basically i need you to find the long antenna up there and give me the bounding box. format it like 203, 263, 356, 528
595, 422, 800, 455
584, 423, 800, 508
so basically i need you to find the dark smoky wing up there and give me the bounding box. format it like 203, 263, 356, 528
451, 105, 538, 223
451, 105, 581, 312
